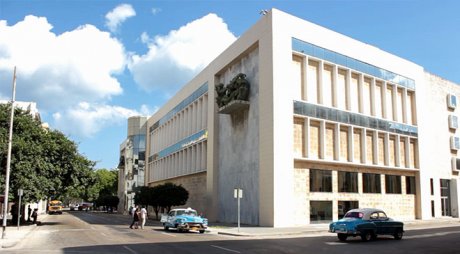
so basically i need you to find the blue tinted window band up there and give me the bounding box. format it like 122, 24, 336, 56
153, 129, 207, 160
293, 101, 418, 137
292, 38, 415, 90
150, 82, 208, 132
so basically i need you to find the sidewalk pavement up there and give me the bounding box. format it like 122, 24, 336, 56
1, 213, 459, 249
0, 218, 45, 249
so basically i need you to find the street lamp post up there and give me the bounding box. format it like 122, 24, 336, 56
2, 67, 17, 239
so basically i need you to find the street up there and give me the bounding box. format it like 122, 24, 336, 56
3, 211, 460, 254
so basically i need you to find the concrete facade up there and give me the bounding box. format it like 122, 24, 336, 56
144, 9, 460, 227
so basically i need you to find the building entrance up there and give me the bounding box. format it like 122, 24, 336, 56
440, 179, 451, 216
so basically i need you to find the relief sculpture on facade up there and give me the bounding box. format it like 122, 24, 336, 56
215, 73, 250, 108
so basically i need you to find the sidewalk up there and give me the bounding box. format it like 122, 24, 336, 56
0, 218, 45, 249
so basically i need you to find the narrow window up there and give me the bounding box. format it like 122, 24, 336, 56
430, 178, 434, 195
406, 176, 416, 194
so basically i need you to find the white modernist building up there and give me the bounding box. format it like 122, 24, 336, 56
145, 9, 460, 227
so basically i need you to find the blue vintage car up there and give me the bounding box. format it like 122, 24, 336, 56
160, 208, 208, 233
329, 208, 404, 241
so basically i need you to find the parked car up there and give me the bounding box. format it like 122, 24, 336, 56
329, 208, 404, 241
160, 208, 208, 233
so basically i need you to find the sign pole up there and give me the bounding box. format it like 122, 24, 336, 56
234, 188, 243, 232
17, 189, 23, 230
237, 191, 240, 232
2, 67, 17, 239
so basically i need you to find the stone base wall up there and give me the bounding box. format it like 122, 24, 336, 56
149, 172, 207, 215
293, 164, 416, 226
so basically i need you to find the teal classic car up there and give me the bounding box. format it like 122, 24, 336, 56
329, 208, 404, 241
160, 208, 208, 233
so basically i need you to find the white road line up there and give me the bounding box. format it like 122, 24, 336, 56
325, 242, 347, 245
123, 245, 138, 254
210, 245, 241, 253
161, 232, 177, 237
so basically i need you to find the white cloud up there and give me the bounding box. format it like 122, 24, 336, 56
128, 13, 236, 94
0, 15, 126, 111
52, 102, 141, 138
105, 4, 136, 33
151, 8, 161, 15
140, 32, 151, 44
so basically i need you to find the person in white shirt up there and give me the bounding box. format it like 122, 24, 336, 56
140, 207, 147, 229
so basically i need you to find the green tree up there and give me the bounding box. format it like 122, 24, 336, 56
87, 168, 118, 202
134, 186, 151, 207
157, 182, 189, 212
0, 104, 95, 203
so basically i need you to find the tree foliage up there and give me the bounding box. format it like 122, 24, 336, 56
87, 169, 118, 201
0, 104, 95, 203
134, 182, 189, 219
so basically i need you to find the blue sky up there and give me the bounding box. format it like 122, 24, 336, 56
1, 0, 459, 169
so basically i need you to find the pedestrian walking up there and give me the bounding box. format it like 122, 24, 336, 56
140, 207, 147, 229
129, 206, 140, 229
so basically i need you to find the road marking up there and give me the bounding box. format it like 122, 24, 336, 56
405, 230, 460, 239
325, 242, 347, 245
161, 232, 177, 237
123, 245, 138, 254
210, 245, 241, 253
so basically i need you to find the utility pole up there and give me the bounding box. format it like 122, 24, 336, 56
2, 67, 17, 239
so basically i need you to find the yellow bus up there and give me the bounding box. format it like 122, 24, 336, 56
48, 200, 63, 214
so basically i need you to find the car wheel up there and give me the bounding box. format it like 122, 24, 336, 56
199, 230, 205, 234
164, 226, 169, 231
361, 231, 373, 241
337, 233, 347, 241
394, 229, 403, 240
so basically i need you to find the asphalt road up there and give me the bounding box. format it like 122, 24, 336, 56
4, 211, 460, 254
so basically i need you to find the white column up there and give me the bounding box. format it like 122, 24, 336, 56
319, 120, 325, 159
303, 57, 308, 100
304, 118, 310, 158
370, 78, 376, 116
332, 65, 338, 107
318, 60, 324, 104
346, 69, 351, 111
197, 98, 202, 131
358, 74, 364, 113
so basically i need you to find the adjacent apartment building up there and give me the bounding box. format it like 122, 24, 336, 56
118, 116, 147, 214
144, 9, 460, 227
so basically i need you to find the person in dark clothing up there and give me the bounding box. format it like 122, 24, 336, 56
129, 206, 139, 229
27, 205, 32, 222
129, 207, 140, 229
31, 208, 38, 224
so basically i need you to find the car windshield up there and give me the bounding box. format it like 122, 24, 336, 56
176, 210, 197, 216
344, 212, 364, 218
